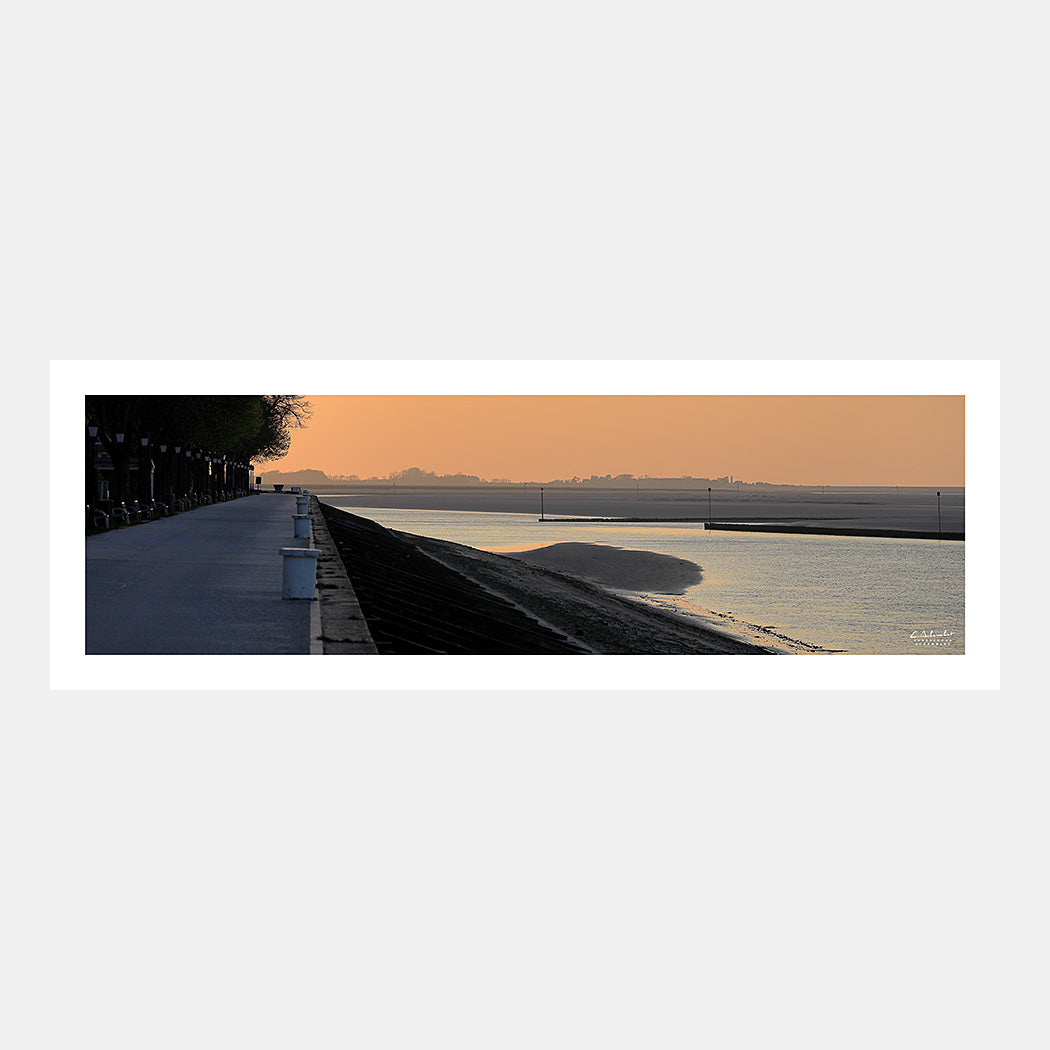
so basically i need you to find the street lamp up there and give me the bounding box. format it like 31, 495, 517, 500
173, 447, 182, 507
86, 423, 98, 511
159, 445, 170, 512
140, 436, 152, 511
114, 431, 126, 512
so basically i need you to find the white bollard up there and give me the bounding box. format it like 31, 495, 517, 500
292, 513, 311, 539
280, 547, 320, 599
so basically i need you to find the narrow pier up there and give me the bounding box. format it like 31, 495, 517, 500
532, 516, 964, 540
703, 522, 965, 541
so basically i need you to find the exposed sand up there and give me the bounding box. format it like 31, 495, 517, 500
504, 541, 701, 594
397, 531, 773, 655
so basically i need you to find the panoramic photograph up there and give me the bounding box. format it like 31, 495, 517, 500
83, 392, 965, 658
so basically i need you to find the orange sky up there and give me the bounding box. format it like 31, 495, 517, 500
260, 395, 964, 486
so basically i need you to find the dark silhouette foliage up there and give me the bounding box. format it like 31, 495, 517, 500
86, 395, 311, 462
85, 395, 311, 506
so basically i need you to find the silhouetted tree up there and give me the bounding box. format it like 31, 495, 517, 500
85, 394, 312, 505
249, 395, 313, 462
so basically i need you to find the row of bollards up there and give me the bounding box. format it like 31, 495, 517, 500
280, 491, 319, 599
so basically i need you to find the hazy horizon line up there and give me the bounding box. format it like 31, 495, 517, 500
257, 464, 964, 489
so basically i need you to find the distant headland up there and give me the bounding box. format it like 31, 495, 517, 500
255, 466, 962, 492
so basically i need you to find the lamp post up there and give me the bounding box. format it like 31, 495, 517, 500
160, 444, 173, 511
540, 486, 545, 521
708, 487, 712, 522
937, 491, 942, 536
139, 435, 153, 513
114, 431, 127, 513
86, 424, 98, 512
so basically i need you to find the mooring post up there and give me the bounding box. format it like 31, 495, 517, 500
280, 547, 321, 599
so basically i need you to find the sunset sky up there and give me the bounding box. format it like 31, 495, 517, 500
260, 395, 964, 487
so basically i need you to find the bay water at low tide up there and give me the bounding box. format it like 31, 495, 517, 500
318, 498, 964, 655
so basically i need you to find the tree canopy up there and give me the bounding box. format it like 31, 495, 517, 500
85, 395, 312, 462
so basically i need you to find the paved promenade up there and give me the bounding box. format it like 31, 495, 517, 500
85, 493, 317, 655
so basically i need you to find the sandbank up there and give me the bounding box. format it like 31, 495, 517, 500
503, 541, 701, 594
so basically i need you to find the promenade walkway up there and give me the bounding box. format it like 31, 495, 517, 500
85, 493, 318, 655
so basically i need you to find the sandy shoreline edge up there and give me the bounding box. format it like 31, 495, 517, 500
393, 528, 778, 655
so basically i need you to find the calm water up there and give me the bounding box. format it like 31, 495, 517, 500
321, 502, 965, 655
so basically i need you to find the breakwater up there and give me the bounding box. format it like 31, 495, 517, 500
535, 517, 964, 540
703, 522, 964, 541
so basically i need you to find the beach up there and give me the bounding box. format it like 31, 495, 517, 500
392, 529, 774, 655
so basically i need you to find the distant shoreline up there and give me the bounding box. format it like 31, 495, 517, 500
274, 479, 966, 494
